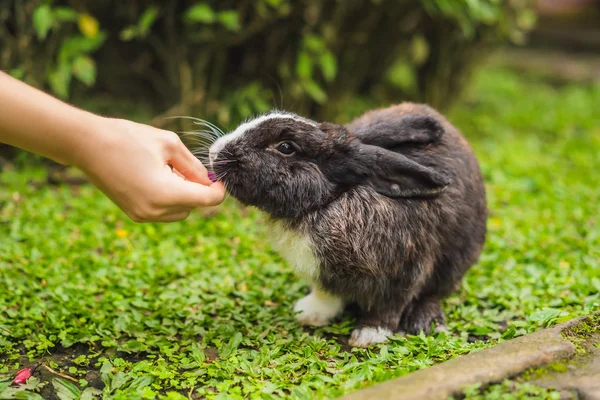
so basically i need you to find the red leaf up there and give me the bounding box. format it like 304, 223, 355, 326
13, 367, 32, 385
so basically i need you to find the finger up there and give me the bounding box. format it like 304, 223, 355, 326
152, 210, 192, 223
166, 164, 186, 180
168, 140, 213, 186
166, 179, 226, 208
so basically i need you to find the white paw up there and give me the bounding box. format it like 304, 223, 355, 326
349, 327, 393, 347
294, 290, 343, 327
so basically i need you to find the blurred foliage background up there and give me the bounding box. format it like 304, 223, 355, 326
0, 0, 535, 131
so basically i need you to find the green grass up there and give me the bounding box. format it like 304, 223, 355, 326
1, 67, 599, 399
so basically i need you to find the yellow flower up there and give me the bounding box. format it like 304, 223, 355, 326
489, 217, 501, 229
78, 13, 99, 38
116, 229, 129, 238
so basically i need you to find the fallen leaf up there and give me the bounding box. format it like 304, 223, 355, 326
13, 367, 32, 385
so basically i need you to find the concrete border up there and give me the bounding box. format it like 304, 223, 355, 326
338, 316, 594, 400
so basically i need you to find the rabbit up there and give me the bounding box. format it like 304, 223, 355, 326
207, 103, 487, 347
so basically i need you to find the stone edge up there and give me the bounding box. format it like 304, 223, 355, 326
338, 314, 598, 400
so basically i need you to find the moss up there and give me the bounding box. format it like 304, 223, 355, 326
521, 361, 570, 381
457, 380, 563, 400
562, 313, 600, 354
519, 314, 600, 382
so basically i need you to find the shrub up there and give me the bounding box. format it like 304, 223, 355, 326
0, 0, 535, 130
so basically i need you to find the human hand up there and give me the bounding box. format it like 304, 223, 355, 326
0, 71, 224, 222
76, 117, 225, 222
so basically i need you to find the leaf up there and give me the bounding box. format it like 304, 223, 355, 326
32, 4, 54, 40
110, 372, 130, 392
218, 11, 241, 31
48, 63, 72, 99
119, 26, 138, 41
163, 392, 187, 400
58, 33, 107, 64
185, 4, 215, 24
53, 7, 78, 22
319, 52, 337, 82
9, 68, 24, 80
190, 342, 206, 363
517, 9, 537, 30
303, 35, 324, 52
52, 378, 81, 400
80, 387, 101, 400
100, 361, 113, 377
219, 332, 243, 358
139, 387, 157, 398
72, 56, 96, 86
120, 6, 158, 40
295, 52, 312, 79
529, 308, 562, 327
128, 376, 154, 391
13, 391, 45, 400
120, 339, 145, 353
501, 325, 516, 340
304, 81, 327, 104
13, 367, 32, 384
411, 35, 429, 65
78, 14, 99, 38
139, 7, 159, 34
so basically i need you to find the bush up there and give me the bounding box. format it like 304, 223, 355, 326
0, 1, 535, 129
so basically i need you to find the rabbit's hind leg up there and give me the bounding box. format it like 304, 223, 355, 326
400, 295, 446, 335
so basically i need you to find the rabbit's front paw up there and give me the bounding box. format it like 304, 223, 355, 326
294, 289, 343, 327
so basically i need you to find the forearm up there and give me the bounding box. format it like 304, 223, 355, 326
0, 71, 100, 166
0, 71, 225, 221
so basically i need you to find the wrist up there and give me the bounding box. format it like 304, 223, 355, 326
66, 113, 116, 170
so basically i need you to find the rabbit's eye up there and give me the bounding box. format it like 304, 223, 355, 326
276, 141, 295, 156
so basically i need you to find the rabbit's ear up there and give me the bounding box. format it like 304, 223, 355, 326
320, 114, 450, 198
357, 114, 444, 148
342, 114, 449, 198
355, 144, 451, 198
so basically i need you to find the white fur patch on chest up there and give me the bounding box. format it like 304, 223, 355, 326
269, 223, 319, 284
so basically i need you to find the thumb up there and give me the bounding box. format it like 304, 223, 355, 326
168, 140, 213, 186
168, 178, 226, 207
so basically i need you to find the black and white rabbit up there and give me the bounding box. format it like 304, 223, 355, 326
208, 103, 487, 347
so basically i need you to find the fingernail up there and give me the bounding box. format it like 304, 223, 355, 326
208, 172, 217, 182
